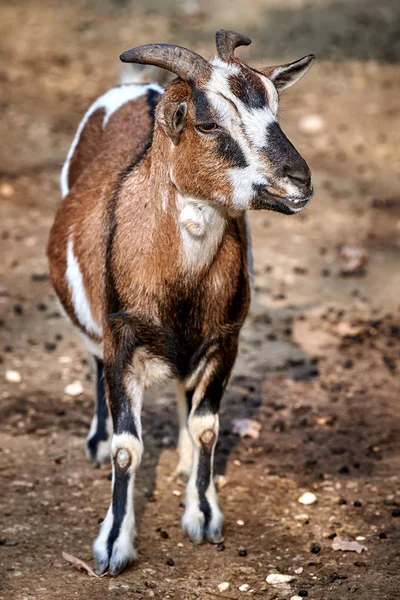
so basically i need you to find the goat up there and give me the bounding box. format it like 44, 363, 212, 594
47, 29, 314, 575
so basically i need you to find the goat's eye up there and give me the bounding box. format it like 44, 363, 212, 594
196, 123, 219, 133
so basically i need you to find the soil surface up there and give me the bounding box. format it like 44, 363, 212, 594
1, 1, 399, 599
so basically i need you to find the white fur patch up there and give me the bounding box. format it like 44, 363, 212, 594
177, 194, 227, 270
175, 381, 193, 478
66, 233, 103, 338
60, 82, 164, 197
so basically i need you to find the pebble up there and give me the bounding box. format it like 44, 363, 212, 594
0, 183, 14, 197
5, 370, 22, 383
64, 381, 84, 396
239, 584, 250, 592
266, 574, 295, 585
237, 519, 245, 526
298, 492, 317, 505
294, 567, 304, 575
291, 597, 303, 600
218, 582, 230, 593
298, 114, 326, 134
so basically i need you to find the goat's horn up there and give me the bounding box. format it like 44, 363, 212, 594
120, 44, 209, 81
215, 29, 251, 60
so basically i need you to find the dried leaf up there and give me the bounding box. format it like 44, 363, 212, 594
232, 418, 261, 439
332, 536, 367, 554
62, 551, 102, 577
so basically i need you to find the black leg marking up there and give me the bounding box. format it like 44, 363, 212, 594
87, 358, 110, 461
107, 461, 131, 559
196, 433, 216, 533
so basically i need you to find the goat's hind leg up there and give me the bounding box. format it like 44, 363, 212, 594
85, 357, 112, 466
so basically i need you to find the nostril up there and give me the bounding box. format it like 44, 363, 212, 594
286, 169, 311, 186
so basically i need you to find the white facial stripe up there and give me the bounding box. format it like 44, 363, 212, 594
242, 106, 276, 149
210, 56, 240, 74
61, 82, 164, 197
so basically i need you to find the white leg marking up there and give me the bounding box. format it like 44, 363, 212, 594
182, 414, 223, 544
93, 433, 143, 574
174, 382, 193, 478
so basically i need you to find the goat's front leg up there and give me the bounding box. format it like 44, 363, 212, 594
174, 381, 194, 479
182, 348, 236, 545
93, 342, 143, 575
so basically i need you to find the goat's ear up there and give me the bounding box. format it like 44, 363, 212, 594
157, 101, 188, 145
262, 54, 315, 91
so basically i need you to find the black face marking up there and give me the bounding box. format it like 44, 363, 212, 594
107, 461, 131, 558
216, 132, 248, 168
229, 73, 266, 109
86, 358, 109, 460
192, 84, 213, 123
264, 122, 309, 178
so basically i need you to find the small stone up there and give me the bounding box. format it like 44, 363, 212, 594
172, 490, 182, 497
266, 574, 295, 585
298, 492, 317, 505
298, 114, 326, 134
218, 583, 230, 593
0, 183, 14, 198
5, 370, 22, 383
294, 567, 303, 575
64, 381, 84, 396
291, 596, 303, 600
239, 584, 250, 592
237, 519, 245, 526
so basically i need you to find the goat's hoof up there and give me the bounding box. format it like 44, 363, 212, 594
93, 519, 137, 577
85, 435, 111, 467
182, 504, 224, 545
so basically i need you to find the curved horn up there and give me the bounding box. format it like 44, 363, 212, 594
216, 29, 251, 60
120, 43, 209, 81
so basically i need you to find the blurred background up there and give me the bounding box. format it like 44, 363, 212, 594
1, 1, 399, 599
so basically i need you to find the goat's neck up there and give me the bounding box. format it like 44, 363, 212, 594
146, 133, 229, 273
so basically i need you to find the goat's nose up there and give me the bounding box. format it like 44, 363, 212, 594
283, 164, 312, 188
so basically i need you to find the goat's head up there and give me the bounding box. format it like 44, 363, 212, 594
120, 30, 315, 214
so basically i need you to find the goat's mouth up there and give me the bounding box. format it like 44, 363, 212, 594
253, 187, 313, 214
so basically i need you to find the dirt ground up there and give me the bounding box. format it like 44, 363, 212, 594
1, 1, 400, 599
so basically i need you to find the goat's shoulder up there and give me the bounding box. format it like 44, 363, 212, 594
61, 82, 164, 198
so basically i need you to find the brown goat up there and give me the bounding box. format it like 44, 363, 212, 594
47, 29, 314, 575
